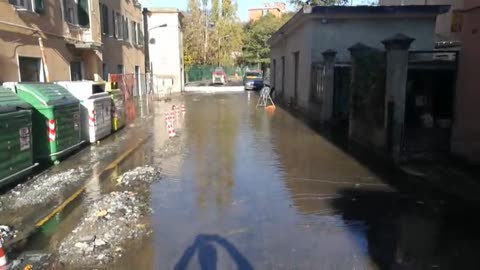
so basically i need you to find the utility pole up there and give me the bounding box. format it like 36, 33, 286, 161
142, 8, 152, 95
143, 8, 150, 75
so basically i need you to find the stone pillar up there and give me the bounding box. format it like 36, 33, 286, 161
382, 33, 414, 162
347, 43, 376, 145
321, 49, 337, 122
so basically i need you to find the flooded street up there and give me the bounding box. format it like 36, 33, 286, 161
5, 92, 480, 270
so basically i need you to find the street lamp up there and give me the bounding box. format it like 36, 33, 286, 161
148, 23, 168, 44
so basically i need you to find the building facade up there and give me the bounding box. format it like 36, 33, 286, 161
451, 0, 480, 163
0, 0, 144, 85
248, 2, 286, 22
146, 8, 184, 94
269, 6, 451, 161
269, 6, 446, 113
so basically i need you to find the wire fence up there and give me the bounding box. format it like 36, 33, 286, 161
186, 65, 248, 82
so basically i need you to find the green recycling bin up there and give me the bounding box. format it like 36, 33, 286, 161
0, 87, 38, 187
5, 83, 84, 162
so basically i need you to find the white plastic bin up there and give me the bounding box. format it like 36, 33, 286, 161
55, 81, 112, 143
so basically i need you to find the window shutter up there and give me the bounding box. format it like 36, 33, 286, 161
77, 0, 90, 27
34, 0, 45, 13
112, 11, 117, 38
138, 24, 144, 46
105, 6, 109, 35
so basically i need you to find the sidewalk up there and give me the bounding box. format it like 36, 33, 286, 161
273, 97, 480, 206
400, 162, 480, 204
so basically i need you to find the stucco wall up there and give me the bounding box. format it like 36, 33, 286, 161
451, 6, 480, 163
311, 18, 436, 63
379, 0, 464, 41
270, 20, 313, 109
148, 11, 183, 93
271, 16, 437, 112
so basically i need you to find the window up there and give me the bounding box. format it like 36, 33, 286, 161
70, 61, 83, 81
102, 63, 108, 81
116, 12, 123, 39
137, 24, 144, 46
19, 56, 42, 82
311, 64, 325, 102
124, 17, 129, 42
100, 4, 109, 35
112, 10, 117, 38
131, 21, 138, 44
117, 64, 124, 74
8, 0, 44, 12
63, 0, 89, 27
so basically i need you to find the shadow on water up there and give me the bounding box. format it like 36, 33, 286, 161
174, 234, 254, 270
330, 188, 480, 270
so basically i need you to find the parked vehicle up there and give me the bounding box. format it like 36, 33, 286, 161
106, 82, 126, 132
243, 71, 264, 91
212, 67, 228, 85
3, 83, 83, 162
0, 86, 38, 187
56, 81, 112, 143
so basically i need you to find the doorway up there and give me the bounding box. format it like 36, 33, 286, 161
404, 68, 456, 159
333, 66, 351, 123
134, 65, 141, 96
293, 52, 299, 104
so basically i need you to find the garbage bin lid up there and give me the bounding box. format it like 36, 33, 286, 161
0, 86, 31, 113
14, 83, 78, 107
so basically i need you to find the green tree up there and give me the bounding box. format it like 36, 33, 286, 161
208, 0, 244, 66
210, 0, 220, 23
242, 13, 292, 68
183, 0, 205, 67
221, 0, 235, 18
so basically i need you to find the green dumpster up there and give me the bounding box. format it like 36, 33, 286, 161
5, 83, 83, 162
0, 87, 38, 187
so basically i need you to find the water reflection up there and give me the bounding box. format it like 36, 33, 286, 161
332, 189, 480, 270
186, 95, 239, 212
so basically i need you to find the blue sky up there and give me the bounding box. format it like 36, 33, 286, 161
142, 0, 372, 21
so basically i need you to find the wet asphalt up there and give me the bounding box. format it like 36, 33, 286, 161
11, 91, 480, 269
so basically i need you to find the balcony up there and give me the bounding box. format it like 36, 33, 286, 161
64, 23, 102, 50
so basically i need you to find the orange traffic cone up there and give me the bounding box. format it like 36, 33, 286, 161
0, 242, 7, 270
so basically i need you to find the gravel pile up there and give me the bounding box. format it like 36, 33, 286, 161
59, 191, 151, 267
116, 166, 161, 188
0, 168, 87, 211
157, 136, 185, 160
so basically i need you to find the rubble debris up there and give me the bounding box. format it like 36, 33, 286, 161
116, 166, 161, 188
59, 192, 151, 267
8, 252, 55, 270
0, 225, 17, 242
0, 168, 88, 211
